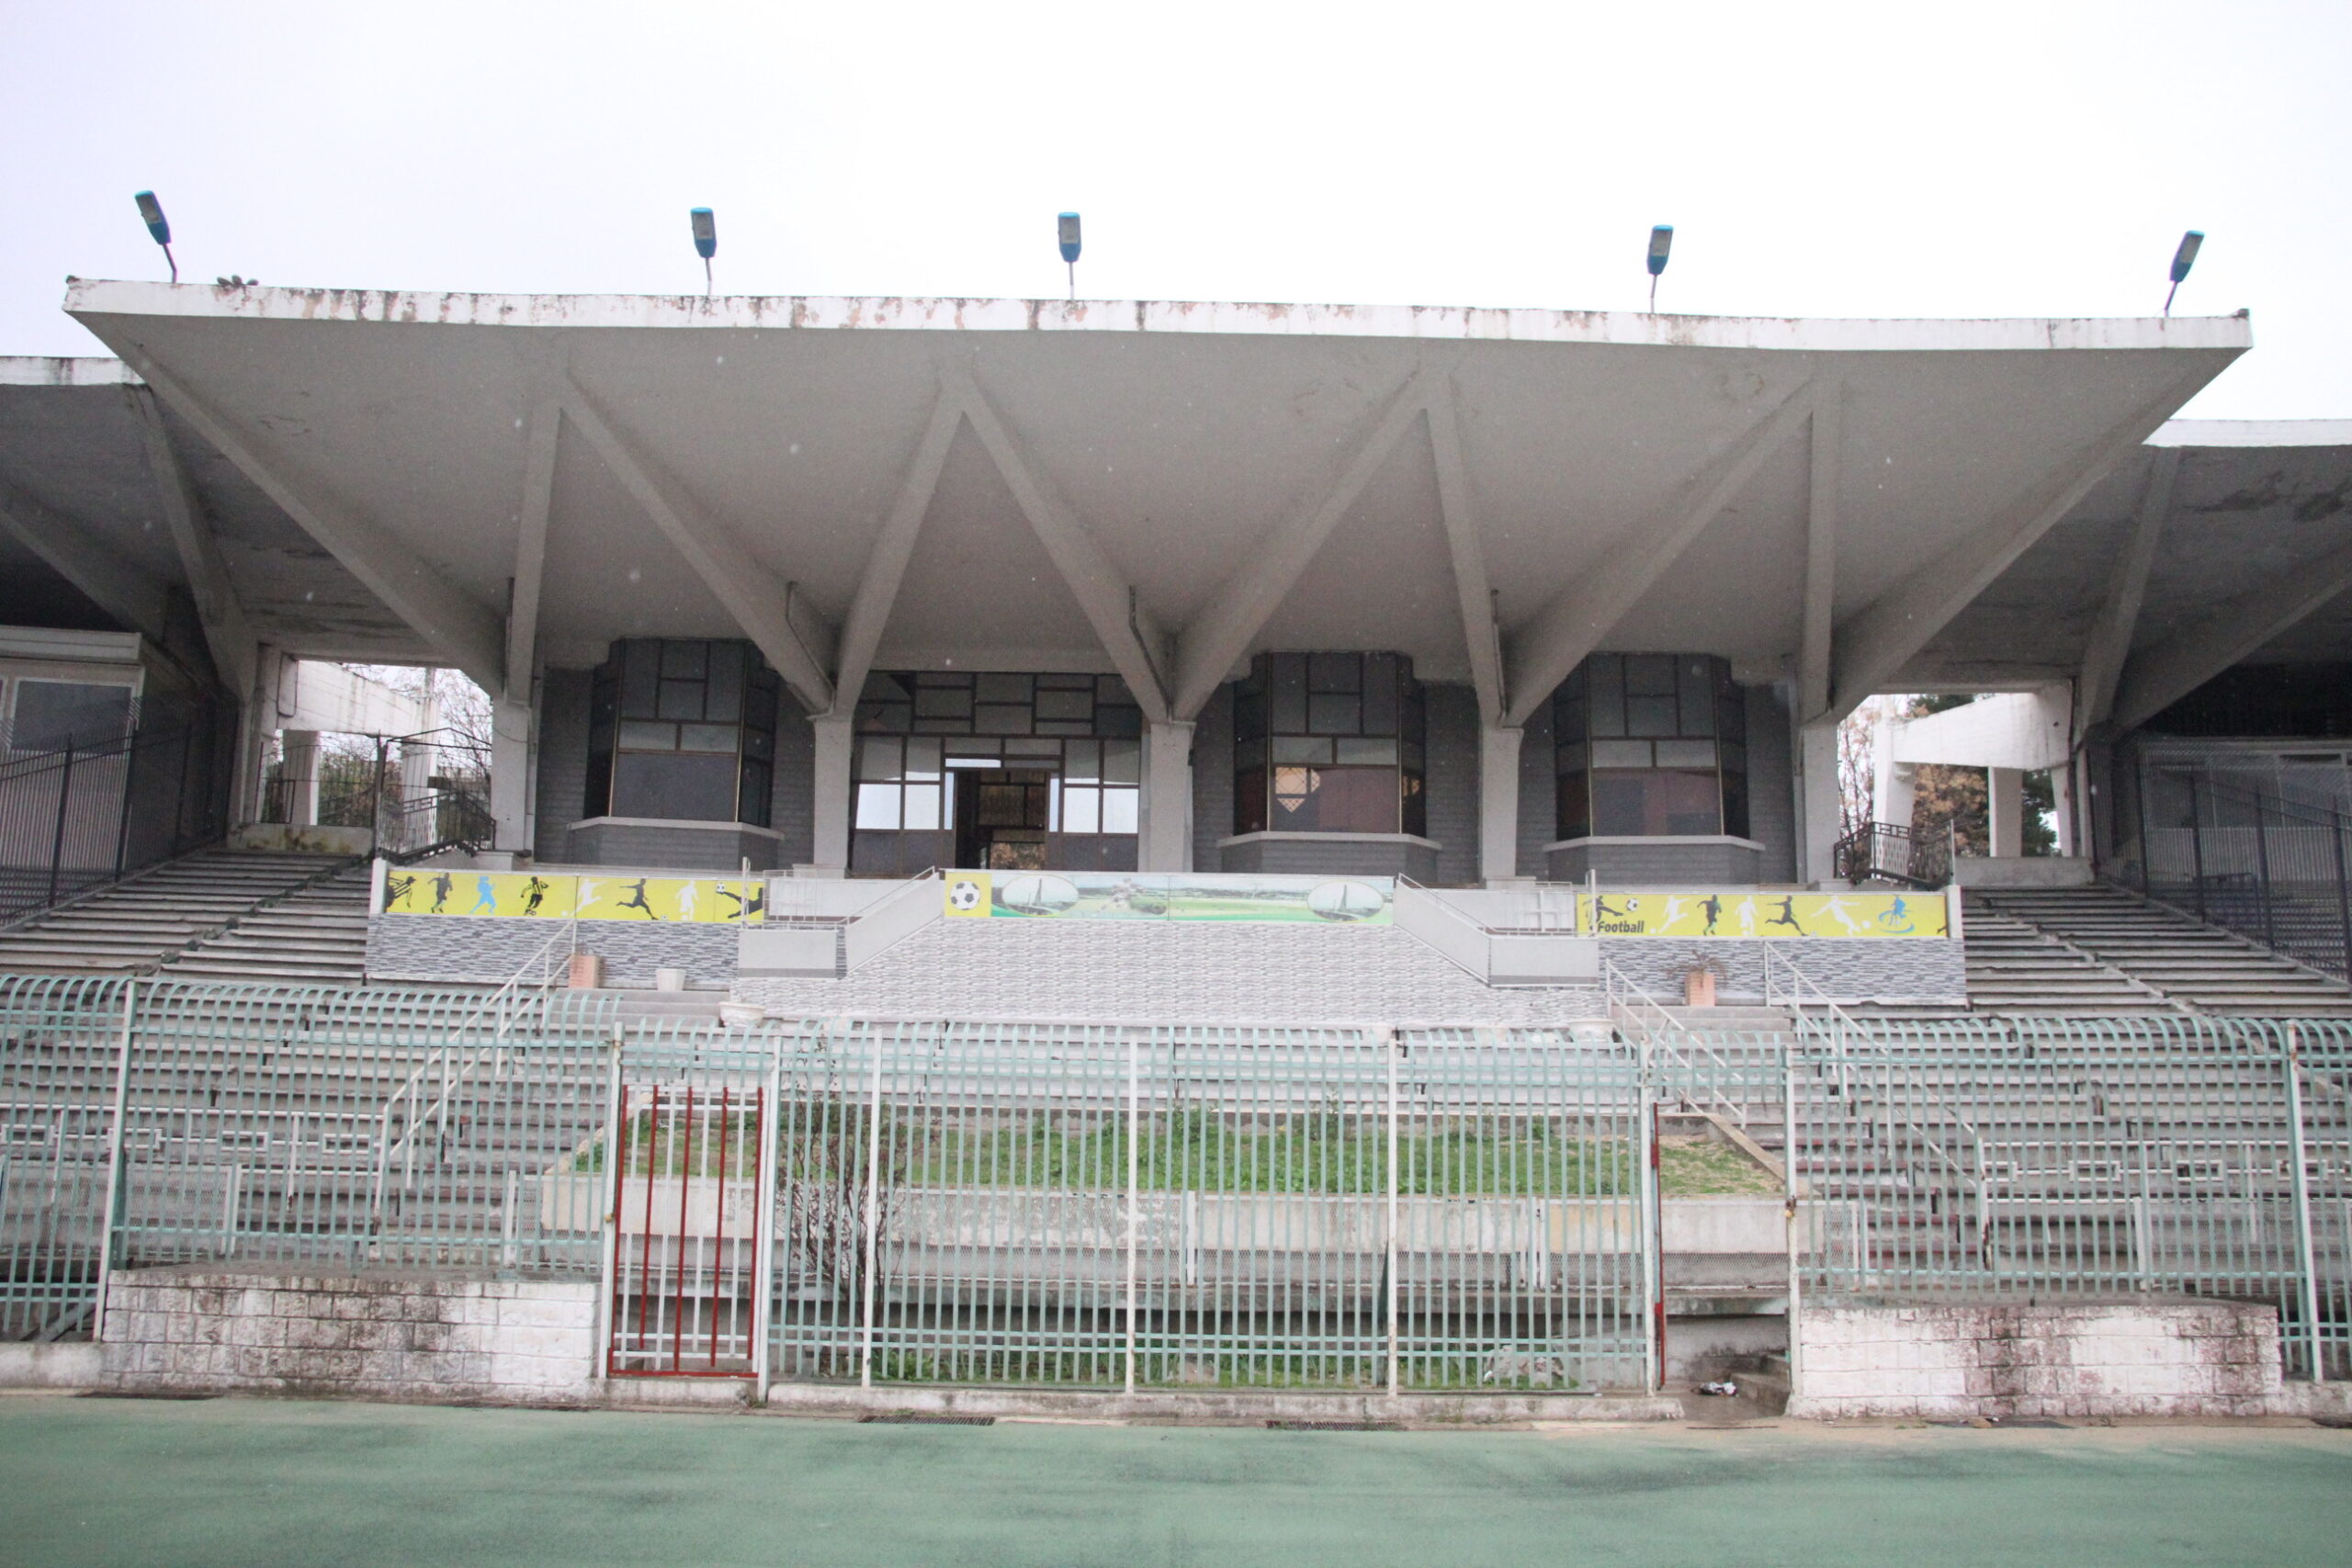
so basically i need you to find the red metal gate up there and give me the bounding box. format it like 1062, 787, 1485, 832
605, 1082, 767, 1377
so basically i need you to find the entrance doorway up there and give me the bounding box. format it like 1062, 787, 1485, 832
954, 766, 1055, 869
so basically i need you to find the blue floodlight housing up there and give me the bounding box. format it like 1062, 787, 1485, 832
2170, 230, 2203, 285
690, 208, 718, 260
1057, 212, 1082, 265
134, 191, 171, 245
1646, 224, 1674, 276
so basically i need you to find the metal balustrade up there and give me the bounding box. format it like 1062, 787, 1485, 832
2134, 765, 2352, 982
9, 976, 2352, 1391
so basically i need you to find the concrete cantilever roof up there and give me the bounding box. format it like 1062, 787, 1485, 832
1915, 418, 2352, 734
51, 279, 2251, 725
0, 354, 424, 678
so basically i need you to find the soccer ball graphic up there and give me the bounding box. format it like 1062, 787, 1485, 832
948, 879, 983, 911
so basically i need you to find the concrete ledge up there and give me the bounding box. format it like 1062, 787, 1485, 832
1953, 856, 2093, 887
0, 1341, 101, 1390
755, 1382, 1681, 1424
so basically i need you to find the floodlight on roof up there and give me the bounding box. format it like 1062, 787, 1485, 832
133, 191, 176, 284
2164, 230, 2203, 317
1058, 211, 1081, 301
1646, 225, 1673, 311
690, 208, 717, 298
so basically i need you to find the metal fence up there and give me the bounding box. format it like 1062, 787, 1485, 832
0, 704, 235, 927
2132, 765, 2352, 982
10, 976, 2352, 1392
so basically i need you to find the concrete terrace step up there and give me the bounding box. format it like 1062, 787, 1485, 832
0, 848, 367, 978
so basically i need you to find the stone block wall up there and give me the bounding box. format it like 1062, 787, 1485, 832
1599, 936, 1966, 1005
368, 915, 740, 988
98, 1269, 598, 1405
1787, 1301, 2283, 1420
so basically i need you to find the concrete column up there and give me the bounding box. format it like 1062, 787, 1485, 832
1141, 718, 1196, 873
278, 729, 321, 826
1987, 766, 2025, 857
1798, 719, 1843, 886
230, 643, 280, 825
1871, 716, 1917, 832
810, 714, 855, 873
2051, 763, 2078, 857
1478, 725, 1522, 884
489, 695, 534, 854
399, 732, 435, 855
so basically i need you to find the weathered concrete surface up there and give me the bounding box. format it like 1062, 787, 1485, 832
758, 1382, 1679, 1425
1789, 1300, 2283, 1420
98, 1268, 596, 1405
4, 1396, 2352, 1568
0, 1341, 99, 1388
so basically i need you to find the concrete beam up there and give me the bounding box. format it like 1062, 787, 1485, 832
830, 386, 961, 715
503, 399, 560, 705
1170, 374, 1428, 718
1503, 383, 1814, 726
2075, 448, 2179, 739
130, 387, 254, 697
0, 469, 177, 656
558, 378, 835, 715
1798, 388, 1842, 723
99, 339, 507, 694
2109, 536, 2352, 733
947, 368, 1172, 723
1828, 371, 2210, 720
1426, 382, 1505, 724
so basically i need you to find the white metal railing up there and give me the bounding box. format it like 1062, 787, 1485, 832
368, 922, 578, 1221
1600, 958, 1753, 1129
841, 869, 944, 971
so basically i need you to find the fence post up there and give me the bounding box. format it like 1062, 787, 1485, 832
2332, 810, 2352, 984
2282, 1024, 2324, 1383
752, 1043, 782, 1404
1124, 1031, 1139, 1396
46, 743, 75, 908
1384, 1026, 1400, 1398
2187, 773, 2208, 923
1636, 1030, 1660, 1393
593, 1022, 624, 1383
2254, 805, 2278, 953
2135, 761, 2154, 895
91, 977, 138, 1344
858, 1031, 884, 1391
1781, 1045, 1804, 1404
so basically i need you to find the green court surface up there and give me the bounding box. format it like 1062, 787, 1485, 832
1, 1396, 2347, 1567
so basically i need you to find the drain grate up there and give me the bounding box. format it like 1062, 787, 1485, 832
1265, 1420, 1403, 1432
859, 1412, 996, 1425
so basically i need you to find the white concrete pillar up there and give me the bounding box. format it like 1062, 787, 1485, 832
2051, 764, 2078, 857
810, 714, 855, 873
489, 696, 535, 854
1478, 725, 1522, 884
398, 733, 435, 855
278, 729, 321, 826
1871, 714, 1917, 833
1141, 718, 1196, 873
1798, 719, 1843, 886
231, 644, 280, 825
1987, 766, 2025, 857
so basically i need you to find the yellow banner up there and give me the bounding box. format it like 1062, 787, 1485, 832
1578, 890, 1947, 939
382, 871, 763, 922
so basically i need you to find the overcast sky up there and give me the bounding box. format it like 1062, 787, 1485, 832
3, 0, 2346, 417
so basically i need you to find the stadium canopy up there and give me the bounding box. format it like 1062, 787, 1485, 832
24, 282, 2268, 733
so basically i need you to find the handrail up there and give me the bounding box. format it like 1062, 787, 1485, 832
368, 921, 574, 1223
1600, 958, 1750, 1128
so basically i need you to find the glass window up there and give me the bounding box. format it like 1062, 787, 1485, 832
678, 723, 739, 754
1593, 739, 1652, 769
1656, 739, 1718, 769
705, 644, 745, 722
1589, 655, 1626, 737
902, 783, 943, 831
1101, 788, 1139, 834
860, 738, 904, 782
1035, 686, 1093, 722
915, 685, 972, 719
1592, 770, 1721, 836
1273, 736, 1334, 764
1061, 784, 1101, 833
1064, 739, 1100, 783
855, 783, 902, 829
618, 720, 675, 751
904, 739, 943, 782
975, 704, 1033, 735
1307, 694, 1362, 734
1625, 696, 1678, 737
976, 672, 1032, 704
1102, 739, 1141, 784
1336, 738, 1397, 765
662, 641, 707, 680
1308, 652, 1361, 693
